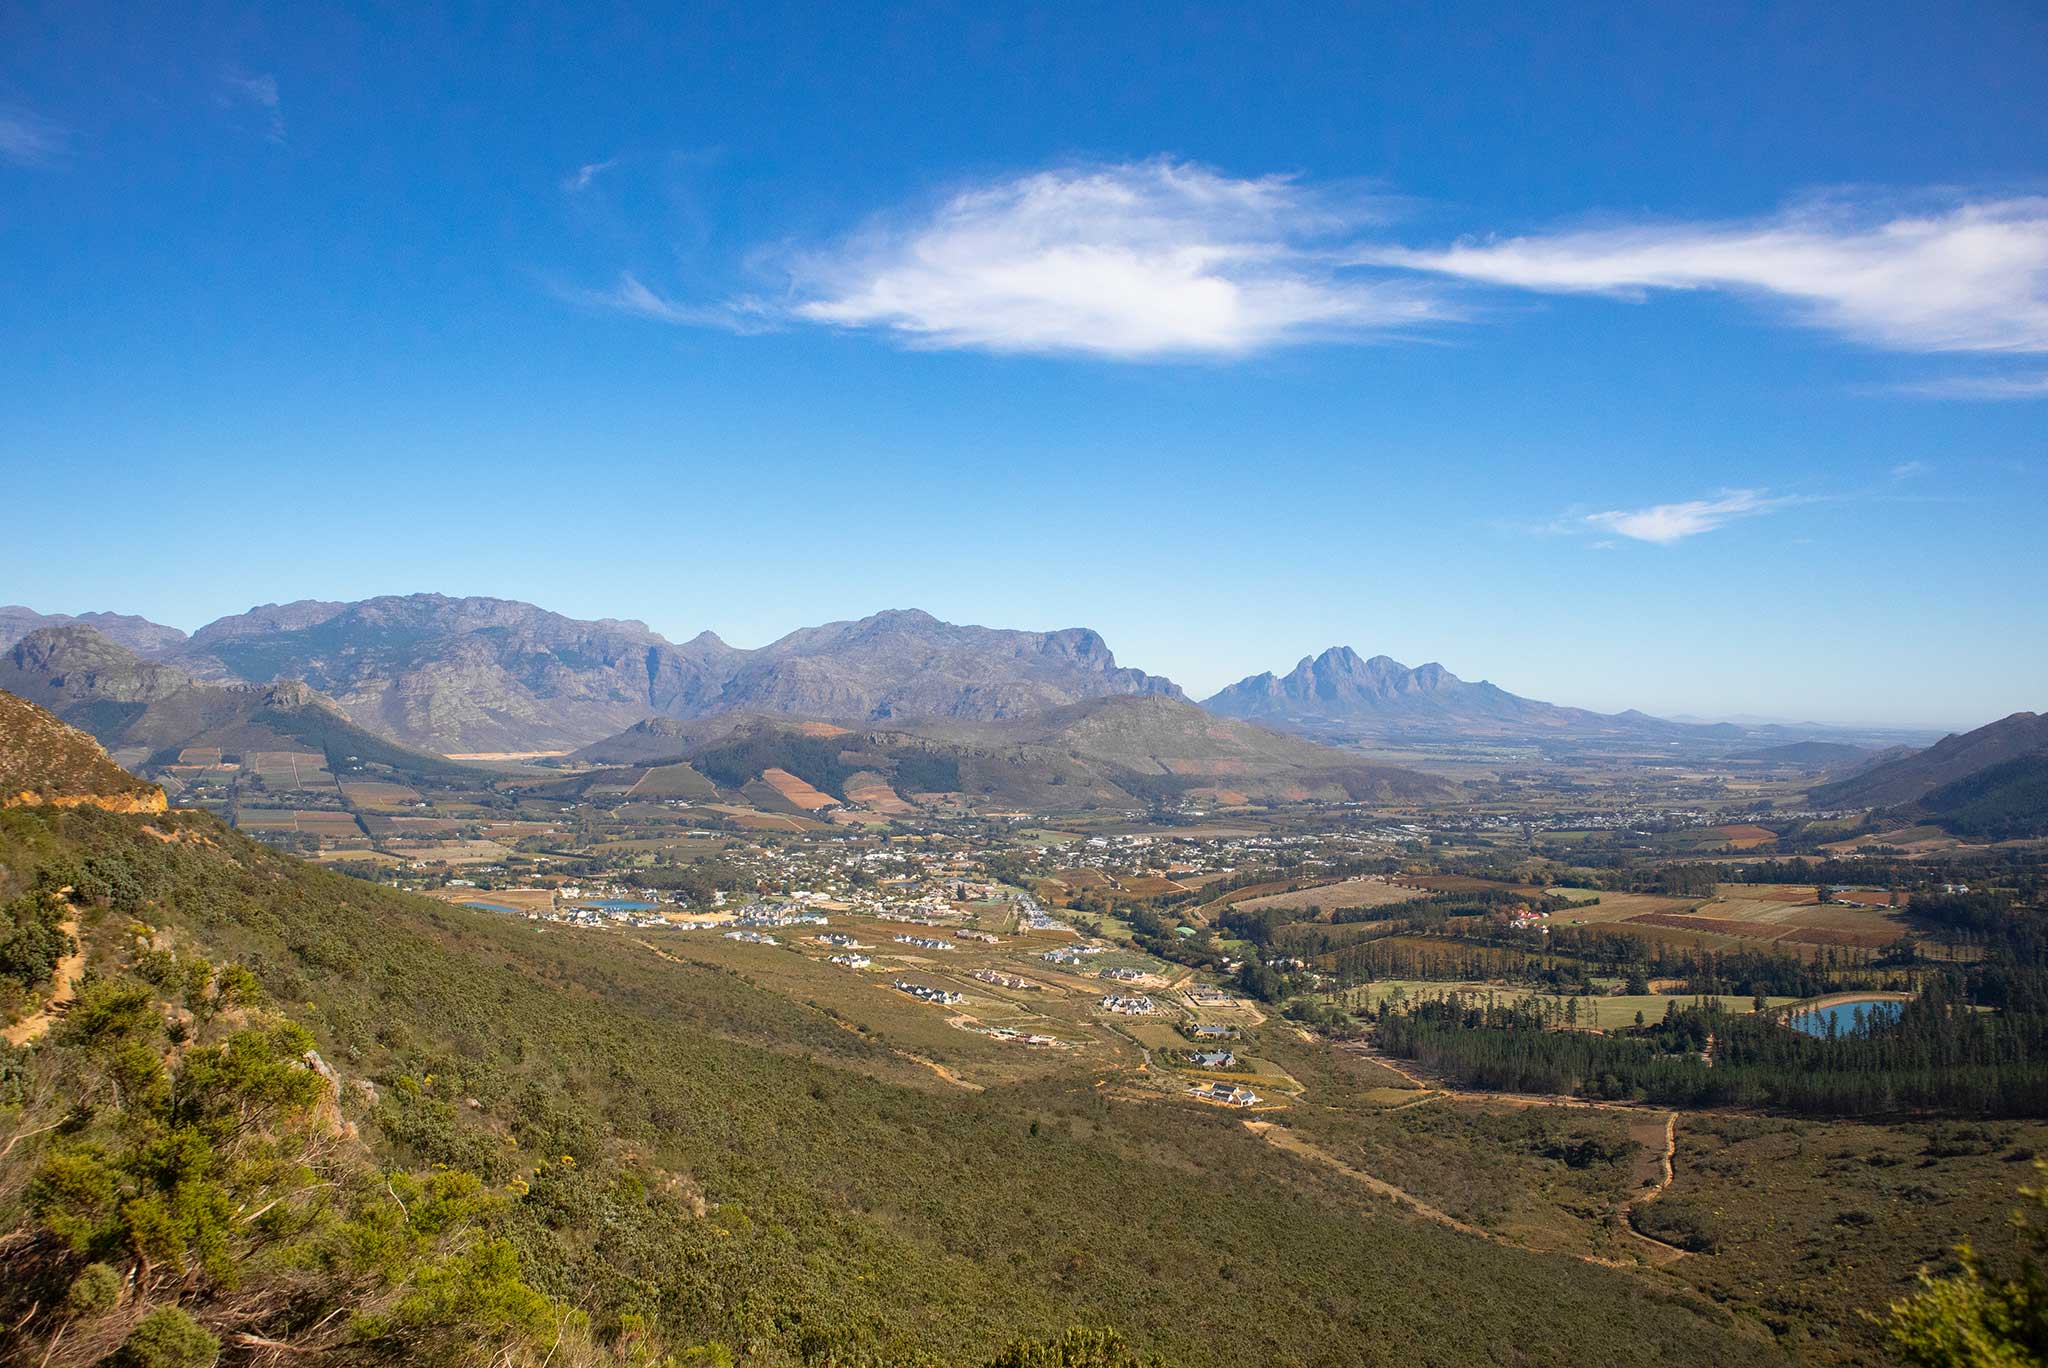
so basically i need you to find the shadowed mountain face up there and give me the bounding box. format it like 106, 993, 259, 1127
1813, 712, 2048, 811
155, 597, 1181, 753
0, 605, 188, 656
1201, 646, 1686, 742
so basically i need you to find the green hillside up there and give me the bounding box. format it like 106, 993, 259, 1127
1917, 753, 2048, 841
0, 803, 1777, 1367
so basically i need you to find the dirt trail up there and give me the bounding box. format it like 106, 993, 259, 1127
1334, 1043, 1689, 1265
1244, 1120, 1490, 1239
4, 918, 82, 1047
1616, 1112, 1689, 1265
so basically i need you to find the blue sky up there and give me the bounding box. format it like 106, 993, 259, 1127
2, 2, 2044, 729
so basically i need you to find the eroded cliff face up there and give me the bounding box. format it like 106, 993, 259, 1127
3, 785, 169, 814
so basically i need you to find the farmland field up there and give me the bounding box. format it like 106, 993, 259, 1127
1238, 875, 1422, 913
339, 779, 424, 810
758, 766, 839, 809
626, 762, 719, 799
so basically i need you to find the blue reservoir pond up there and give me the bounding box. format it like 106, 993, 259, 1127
575, 899, 659, 911
1790, 998, 1904, 1037
460, 901, 525, 915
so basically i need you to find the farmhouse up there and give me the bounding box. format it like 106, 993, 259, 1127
1190, 1082, 1261, 1107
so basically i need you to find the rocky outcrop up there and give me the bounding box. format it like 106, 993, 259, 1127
4, 785, 168, 814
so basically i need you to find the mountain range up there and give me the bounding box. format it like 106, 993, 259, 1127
0, 595, 1956, 759
0, 597, 1180, 753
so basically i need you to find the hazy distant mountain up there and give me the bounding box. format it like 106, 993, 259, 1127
1201, 646, 1702, 742
574, 693, 1453, 812
0, 605, 188, 656
1728, 740, 1875, 770
172, 594, 730, 753
1, 626, 463, 777
1812, 712, 2048, 810
1, 626, 198, 739
153, 596, 1182, 753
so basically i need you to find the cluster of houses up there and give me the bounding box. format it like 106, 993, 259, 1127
818, 932, 868, 948
724, 929, 779, 945
955, 929, 1000, 944
1189, 1023, 1238, 1040
1043, 945, 1104, 966
1099, 966, 1146, 984
895, 980, 964, 1005
731, 900, 830, 929
1099, 993, 1156, 1015
1187, 1049, 1238, 1069
894, 935, 955, 951
973, 969, 1037, 990
1017, 898, 1072, 934
828, 953, 872, 969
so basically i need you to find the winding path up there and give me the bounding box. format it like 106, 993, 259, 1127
1320, 1042, 1691, 1265
3, 917, 82, 1047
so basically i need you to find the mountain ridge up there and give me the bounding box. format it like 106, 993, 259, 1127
1812, 711, 2048, 811
153, 595, 1183, 752
1202, 645, 1699, 742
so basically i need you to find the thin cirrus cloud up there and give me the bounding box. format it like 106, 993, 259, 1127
0, 104, 67, 167
562, 158, 617, 193
1369, 196, 2048, 356
220, 71, 285, 145
1581, 490, 1800, 545
1885, 370, 2048, 400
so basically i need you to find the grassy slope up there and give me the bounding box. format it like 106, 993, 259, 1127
0, 806, 1783, 1367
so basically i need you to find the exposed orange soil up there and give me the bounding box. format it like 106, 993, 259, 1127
759, 768, 839, 810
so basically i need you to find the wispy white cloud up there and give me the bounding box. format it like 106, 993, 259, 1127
1886, 370, 2048, 400
0, 104, 67, 167
769, 160, 1449, 358
564, 272, 773, 331
1582, 489, 1800, 544
1890, 460, 1931, 480
562, 158, 616, 193
1370, 197, 2048, 355
221, 71, 285, 144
